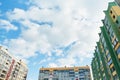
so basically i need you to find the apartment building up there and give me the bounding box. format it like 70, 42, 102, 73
0, 46, 28, 80
39, 66, 91, 80
91, 1, 120, 80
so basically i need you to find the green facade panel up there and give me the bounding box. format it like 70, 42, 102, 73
101, 26, 120, 79
97, 42, 112, 80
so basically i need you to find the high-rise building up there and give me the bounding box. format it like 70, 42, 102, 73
39, 66, 91, 80
91, 1, 120, 80
0, 46, 28, 80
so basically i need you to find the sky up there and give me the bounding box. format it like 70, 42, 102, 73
0, 0, 114, 80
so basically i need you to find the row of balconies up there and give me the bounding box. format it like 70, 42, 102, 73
0, 49, 28, 80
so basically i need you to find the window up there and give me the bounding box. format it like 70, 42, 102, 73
116, 46, 120, 55
110, 10, 112, 14
109, 27, 113, 36
113, 39, 117, 47
110, 66, 115, 73
103, 76, 106, 80
6, 62, 9, 65
104, 17, 110, 30
0, 74, 5, 78
2, 70, 7, 74
119, 27, 120, 30
79, 78, 85, 80
44, 78, 48, 80
69, 71, 75, 77
106, 53, 110, 59
113, 15, 115, 19
113, 74, 119, 80
116, 20, 119, 24
108, 59, 112, 66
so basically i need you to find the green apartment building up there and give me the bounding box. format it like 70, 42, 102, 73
91, 1, 120, 80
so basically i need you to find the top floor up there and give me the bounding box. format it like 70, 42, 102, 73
40, 65, 90, 72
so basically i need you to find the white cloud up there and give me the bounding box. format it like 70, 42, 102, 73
3, 38, 37, 58
47, 56, 77, 67
0, 19, 18, 31
57, 57, 76, 67
48, 63, 58, 67
6, 8, 27, 21
3, 0, 114, 66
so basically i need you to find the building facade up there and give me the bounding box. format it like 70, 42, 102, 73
115, 0, 120, 6
91, 1, 120, 80
39, 66, 91, 80
0, 46, 28, 80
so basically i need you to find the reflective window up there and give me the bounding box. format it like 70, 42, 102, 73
116, 46, 120, 55
113, 15, 115, 19
110, 10, 112, 14
110, 66, 115, 73
116, 20, 119, 24
107, 59, 112, 66
106, 53, 110, 59
113, 74, 119, 80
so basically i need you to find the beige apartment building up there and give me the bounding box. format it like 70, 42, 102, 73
0, 46, 28, 80
39, 66, 91, 80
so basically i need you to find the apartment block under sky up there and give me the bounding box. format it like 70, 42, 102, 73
91, 1, 120, 80
0, 46, 28, 80
39, 66, 91, 80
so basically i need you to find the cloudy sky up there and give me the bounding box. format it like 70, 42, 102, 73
0, 0, 113, 80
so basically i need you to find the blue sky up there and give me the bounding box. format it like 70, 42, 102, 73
0, 0, 113, 80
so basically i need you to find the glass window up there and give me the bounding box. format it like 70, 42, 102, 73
110, 10, 112, 14
113, 15, 115, 19
113, 39, 117, 47
116, 20, 119, 24
107, 59, 112, 66
119, 27, 120, 31
104, 17, 110, 30
106, 53, 110, 59
113, 74, 119, 80
109, 27, 113, 36
110, 66, 115, 73
116, 46, 120, 55
44, 78, 48, 80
